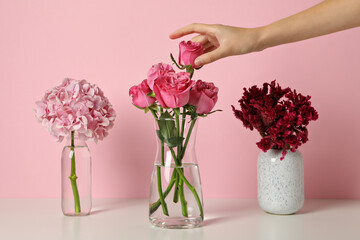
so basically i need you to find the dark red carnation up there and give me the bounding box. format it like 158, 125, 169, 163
256, 137, 273, 152
232, 80, 318, 159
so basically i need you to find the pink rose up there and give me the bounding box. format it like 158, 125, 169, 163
147, 63, 174, 89
153, 72, 195, 108
189, 80, 219, 114
178, 40, 204, 68
129, 79, 156, 108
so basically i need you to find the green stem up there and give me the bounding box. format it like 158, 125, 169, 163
150, 109, 158, 120
178, 115, 197, 217
149, 109, 196, 219
170, 148, 188, 217
178, 178, 188, 217
176, 168, 203, 219
175, 111, 180, 159
149, 171, 177, 214
172, 146, 180, 203
170, 148, 180, 166
173, 111, 180, 203
161, 141, 165, 166
180, 109, 186, 149
181, 117, 197, 159
69, 131, 81, 213
177, 109, 187, 209
170, 53, 185, 70
178, 113, 189, 216
185, 66, 194, 79
173, 171, 179, 203
150, 109, 169, 215
156, 166, 169, 216
176, 111, 180, 137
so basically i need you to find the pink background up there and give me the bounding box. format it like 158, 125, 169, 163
1, 0, 359, 199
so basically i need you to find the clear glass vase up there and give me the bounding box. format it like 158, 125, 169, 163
149, 115, 204, 229
61, 132, 92, 216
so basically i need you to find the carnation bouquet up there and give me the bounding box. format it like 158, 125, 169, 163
130, 41, 220, 225
35, 78, 116, 214
232, 80, 318, 159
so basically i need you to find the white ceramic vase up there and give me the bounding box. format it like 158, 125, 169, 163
257, 149, 304, 215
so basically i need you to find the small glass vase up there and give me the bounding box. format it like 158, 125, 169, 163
149, 115, 204, 229
61, 132, 92, 216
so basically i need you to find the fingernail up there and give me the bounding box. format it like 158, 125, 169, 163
195, 58, 203, 67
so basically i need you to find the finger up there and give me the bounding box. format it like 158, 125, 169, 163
203, 45, 217, 53
191, 35, 208, 45
194, 47, 225, 67
169, 23, 213, 39
202, 42, 214, 51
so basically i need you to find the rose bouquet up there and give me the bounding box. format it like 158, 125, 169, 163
35, 78, 116, 215
130, 41, 220, 227
232, 80, 318, 159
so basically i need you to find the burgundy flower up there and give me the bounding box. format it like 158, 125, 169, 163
232, 80, 318, 159
256, 137, 273, 152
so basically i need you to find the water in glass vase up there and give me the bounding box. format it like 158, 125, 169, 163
149, 163, 203, 229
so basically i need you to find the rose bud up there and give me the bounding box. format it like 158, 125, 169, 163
129, 79, 156, 108
178, 41, 204, 68
153, 72, 195, 108
189, 80, 219, 114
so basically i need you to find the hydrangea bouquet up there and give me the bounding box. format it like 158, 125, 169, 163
35, 78, 116, 214
130, 41, 220, 224
232, 80, 318, 159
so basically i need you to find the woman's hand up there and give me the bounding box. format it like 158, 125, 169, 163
170, 1, 360, 67
170, 23, 264, 67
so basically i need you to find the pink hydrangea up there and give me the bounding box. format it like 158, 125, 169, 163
35, 78, 116, 142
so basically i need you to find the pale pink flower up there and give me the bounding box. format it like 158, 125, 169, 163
35, 78, 116, 142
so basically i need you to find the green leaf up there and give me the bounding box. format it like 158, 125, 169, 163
132, 104, 144, 110
156, 112, 183, 147
156, 130, 164, 141
198, 109, 223, 117
144, 107, 150, 113
147, 91, 156, 97
173, 108, 180, 116
149, 104, 159, 112
183, 105, 197, 120
209, 109, 223, 114
165, 136, 184, 148
159, 111, 172, 119
185, 65, 193, 71
158, 111, 177, 139
189, 106, 198, 120
184, 104, 195, 112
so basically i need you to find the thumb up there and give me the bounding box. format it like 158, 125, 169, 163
194, 47, 225, 67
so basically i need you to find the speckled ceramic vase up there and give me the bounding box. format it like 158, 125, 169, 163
257, 149, 304, 215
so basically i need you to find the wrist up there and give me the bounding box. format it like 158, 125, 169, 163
253, 25, 271, 52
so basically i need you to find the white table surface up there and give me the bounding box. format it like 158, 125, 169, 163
0, 199, 359, 240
